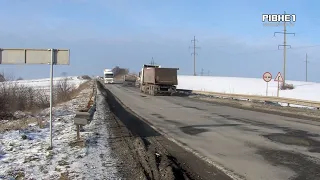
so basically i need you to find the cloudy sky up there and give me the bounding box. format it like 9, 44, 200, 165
0, 0, 320, 82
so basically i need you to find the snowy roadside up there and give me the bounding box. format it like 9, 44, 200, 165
0, 81, 120, 180
67, 86, 120, 179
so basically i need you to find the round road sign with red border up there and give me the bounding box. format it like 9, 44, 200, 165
263, 72, 272, 82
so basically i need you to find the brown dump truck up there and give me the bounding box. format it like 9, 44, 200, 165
139, 64, 179, 95
123, 74, 137, 86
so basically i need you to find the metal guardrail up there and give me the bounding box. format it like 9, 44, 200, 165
189, 90, 320, 109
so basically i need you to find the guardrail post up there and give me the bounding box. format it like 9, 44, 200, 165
76, 125, 80, 140
74, 112, 90, 140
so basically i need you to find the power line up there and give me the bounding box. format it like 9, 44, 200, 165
274, 11, 296, 87
214, 45, 320, 57
187, 36, 320, 57
190, 36, 200, 76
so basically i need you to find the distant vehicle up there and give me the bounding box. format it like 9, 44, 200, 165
139, 64, 179, 96
103, 69, 114, 84
123, 74, 137, 86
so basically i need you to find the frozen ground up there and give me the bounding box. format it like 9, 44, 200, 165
177, 75, 320, 102
1, 76, 88, 90
0, 81, 120, 179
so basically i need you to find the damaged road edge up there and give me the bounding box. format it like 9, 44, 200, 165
97, 81, 234, 180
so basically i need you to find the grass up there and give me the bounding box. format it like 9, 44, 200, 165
0, 117, 40, 133
0, 78, 93, 132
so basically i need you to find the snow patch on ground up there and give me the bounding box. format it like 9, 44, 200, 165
0, 83, 120, 179
68, 88, 119, 179
177, 75, 320, 102
177, 75, 320, 108
1, 76, 88, 90
176, 75, 320, 109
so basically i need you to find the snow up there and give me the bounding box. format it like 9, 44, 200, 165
0, 82, 120, 179
67, 88, 119, 179
4, 76, 88, 90
177, 75, 320, 102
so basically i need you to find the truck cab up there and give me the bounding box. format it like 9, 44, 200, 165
104, 69, 114, 84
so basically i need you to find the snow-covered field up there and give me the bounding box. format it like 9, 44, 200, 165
5, 76, 88, 90
177, 75, 320, 102
0, 78, 120, 179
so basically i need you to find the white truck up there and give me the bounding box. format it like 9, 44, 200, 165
103, 69, 114, 84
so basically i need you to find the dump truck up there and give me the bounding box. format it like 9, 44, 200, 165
139, 64, 179, 95
123, 74, 137, 86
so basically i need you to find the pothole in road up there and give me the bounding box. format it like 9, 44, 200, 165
263, 132, 320, 153
180, 126, 209, 135
264, 134, 314, 146
257, 148, 320, 180
151, 113, 165, 119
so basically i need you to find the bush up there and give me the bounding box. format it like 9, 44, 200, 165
281, 83, 294, 90
80, 75, 91, 80
0, 73, 5, 82
54, 78, 75, 103
0, 81, 50, 117
0, 74, 90, 120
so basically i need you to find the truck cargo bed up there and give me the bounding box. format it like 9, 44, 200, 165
143, 68, 178, 85
124, 75, 137, 82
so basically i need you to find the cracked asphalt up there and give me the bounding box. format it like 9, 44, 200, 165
105, 84, 320, 180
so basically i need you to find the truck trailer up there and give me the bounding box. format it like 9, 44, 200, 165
139, 64, 179, 96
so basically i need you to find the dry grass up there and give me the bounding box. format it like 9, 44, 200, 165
0, 81, 50, 116
0, 73, 92, 133
54, 78, 91, 104
58, 171, 70, 180
71, 81, 91, 98
54, 78, 75, 103
0, 117, 42, 133
69, 140, 86, 148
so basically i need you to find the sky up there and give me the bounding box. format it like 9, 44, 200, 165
1, 0, 320, 82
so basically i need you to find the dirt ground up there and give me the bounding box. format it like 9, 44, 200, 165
97, 82, 232, 180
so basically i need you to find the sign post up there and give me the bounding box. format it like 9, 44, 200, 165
263, 72, 272, 96
0, 48, 70, 149
274, 72, 284, 97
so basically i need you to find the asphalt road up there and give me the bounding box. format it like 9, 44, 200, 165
105, 84, 320, 180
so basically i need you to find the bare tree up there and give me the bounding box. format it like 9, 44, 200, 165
3, 72, 15, 81
0, 73, 5, 82
16, 77, 24, 81
54, 77, 74, 103
61, 72, 68, 77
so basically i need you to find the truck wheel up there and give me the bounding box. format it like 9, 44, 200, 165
150, 86, 154, 96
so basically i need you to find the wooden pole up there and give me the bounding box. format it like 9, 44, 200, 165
76, 125, 80, 140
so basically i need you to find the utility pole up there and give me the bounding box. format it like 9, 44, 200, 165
304, 53, 309, 82
207, 70, 210, 76
190, 36, 200, 76
274, 11, 295, 87
201, 68, 204, 76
